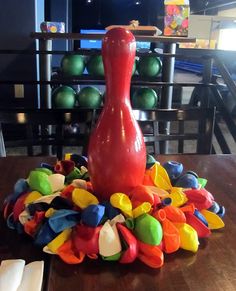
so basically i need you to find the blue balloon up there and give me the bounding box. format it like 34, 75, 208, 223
175, 173, 199, 189
217, 206, 226, 218
186, 170, 199, 179
208, 201, 220, 214
6, 213, 15, 230
101, 201, 120, 220
34, 222, 57, 246
12, 179, 29, 202
162, 197, 172, 206
48, 209, 80, 233
163, 161, 183, 181
194, 209, 208, 227
81, 204, 105, 227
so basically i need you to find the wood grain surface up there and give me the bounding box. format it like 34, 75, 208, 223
0, 155, 235, 291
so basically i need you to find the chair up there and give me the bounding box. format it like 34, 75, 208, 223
0, 108, 98, 159
134, 107, 216, 154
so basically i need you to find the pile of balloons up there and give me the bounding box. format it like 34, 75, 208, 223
3, 154, 225, 268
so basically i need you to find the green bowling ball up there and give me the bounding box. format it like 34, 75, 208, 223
76, 86, 102, 108
131, 87, 158, 109
52, 86, 76, 109
137, 56, 162, 77
86, 55, 136, 77
86, 55, 104, 77
61, 54, 85, 76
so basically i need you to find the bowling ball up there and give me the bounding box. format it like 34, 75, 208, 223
137, 56, 162, 77
86, 55, 104, 77
131, 87, 158, 109
61, 54, 85, 76
76, 86, 102, 108
52, 86, 76, 109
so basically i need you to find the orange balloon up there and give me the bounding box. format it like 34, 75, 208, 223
162, 218, 180, 253
137, 240, 164, 268
57, 239, 85, 264
153, 209, 180, 254
163, 205, 186, 223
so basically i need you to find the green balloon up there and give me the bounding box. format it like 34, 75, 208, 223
125, 218, 135, 230
61, 54, 85, 76
138, 56, 162, 77
134, 214, 163, 245
132, 87, 158, 109
76, 86, 102, 108
34, 168, 53, 176
86, 55, 104, 77
52, 86, 76, 109
65, 167, 82, 184
28, 171, 52, 196
146, 154, 157, 168
102, 252, 121, 261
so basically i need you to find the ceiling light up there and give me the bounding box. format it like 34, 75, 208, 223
135, 0, 141, 5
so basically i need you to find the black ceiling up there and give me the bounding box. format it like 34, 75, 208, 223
190, 0, 236, 14
47, 0, 236, 31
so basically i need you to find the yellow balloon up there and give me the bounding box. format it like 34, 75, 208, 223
110, 193, 133, 218
200, 209, 225, 229
174, 223, 199, 253
170, 187, 188, 207
47, 228, 72, 254
152, 164, 172, 191
72, 188, 99, 209
24, 191, 42, 205
45, 207, 56, 218
133, 202, 152, 218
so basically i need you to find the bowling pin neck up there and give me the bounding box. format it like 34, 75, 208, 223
102, 28, 136, 104
104, 74, 132, 105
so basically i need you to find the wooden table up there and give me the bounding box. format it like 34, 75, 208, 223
1, 155, 236, 291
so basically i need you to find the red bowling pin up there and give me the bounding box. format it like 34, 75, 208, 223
88, 28, 146, 200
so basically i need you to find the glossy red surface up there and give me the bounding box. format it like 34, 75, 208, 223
88, 28, 146, 200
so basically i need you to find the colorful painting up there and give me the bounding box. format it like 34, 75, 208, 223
40, 22, 65, 33
164, 3, 189, 36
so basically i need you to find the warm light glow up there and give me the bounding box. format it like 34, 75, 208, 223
17, 113, 26, 123
64, 113, 72, 123
218, 28, 236, 51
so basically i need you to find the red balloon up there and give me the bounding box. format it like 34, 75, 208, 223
88, 28, 146, 200
117, 223, 138, 264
